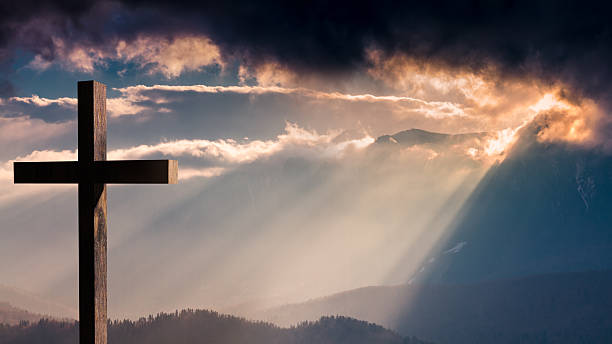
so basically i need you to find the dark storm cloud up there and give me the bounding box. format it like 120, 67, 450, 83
123, 0, 612, 99
3, 1, 612, 102
0, 1, 90, 55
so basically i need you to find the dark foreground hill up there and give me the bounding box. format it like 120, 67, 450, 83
264, 270, 612, 344
0, 309, 431, 344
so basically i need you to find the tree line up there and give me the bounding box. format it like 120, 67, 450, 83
0, 309, 431, 344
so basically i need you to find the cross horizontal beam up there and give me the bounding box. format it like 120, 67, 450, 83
14, 160, 178, 184
14, 161, 79, 183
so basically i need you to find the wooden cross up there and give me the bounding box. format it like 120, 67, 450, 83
13, 81, 178, 344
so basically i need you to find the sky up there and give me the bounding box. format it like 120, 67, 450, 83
1, 0, 612, 320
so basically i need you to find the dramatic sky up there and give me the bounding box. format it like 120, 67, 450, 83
1, 0, 612, 320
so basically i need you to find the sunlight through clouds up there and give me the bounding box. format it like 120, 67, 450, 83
2, 2, 612, 341
0, 122, 375, 197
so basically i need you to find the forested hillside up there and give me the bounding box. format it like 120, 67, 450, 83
0, 302, 45, 326
0, 309, 431, 344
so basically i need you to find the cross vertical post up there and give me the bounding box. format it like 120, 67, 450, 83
13, 80, 178, 344
78, 80, 108, 344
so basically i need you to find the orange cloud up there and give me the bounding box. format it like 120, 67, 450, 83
238, 62, 298, 87
26, 35, 224, 78
116, 35, 224, 78
26, 37, 108, 73
366, 51, 609, 158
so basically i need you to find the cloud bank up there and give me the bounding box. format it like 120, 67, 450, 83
2, 1, 612, 102
0, 122, 374, 196
2, 1, 611, 151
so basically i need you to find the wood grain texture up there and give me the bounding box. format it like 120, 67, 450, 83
78, 80, 108, 344
78, 182, 107, 344
78, 81, 107, 164
168, 160, 178, 184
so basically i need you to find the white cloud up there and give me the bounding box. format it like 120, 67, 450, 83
0, 149, 77, 206
112, 83, 468, 119
108, 122, 374, 163
5, 84, 468, 120
179, 167, 227, 180
11, 149, 77, 162
106, 97, 149, 117
0, 122, 375, 201
9, 95, 77, 108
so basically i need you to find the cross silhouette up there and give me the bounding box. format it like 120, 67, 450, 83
13, 80, 178, 344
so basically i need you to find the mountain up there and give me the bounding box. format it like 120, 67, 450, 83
0, 302, 46, 326
0, 284, 75, 320
0, 309, 432, 344
421, 125, 612, 284
262, 270, 612, 344
261, 125, 612, 343
374, 128, 488, 147
366, 125, 612, 284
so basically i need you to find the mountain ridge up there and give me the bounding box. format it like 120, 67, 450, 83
0, 284, 75, 321
0, 302, 49, 326
261, 269, 612, 344
374, 128, 489, 146
420, 126, 612, 284
0, 309, 432, 344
